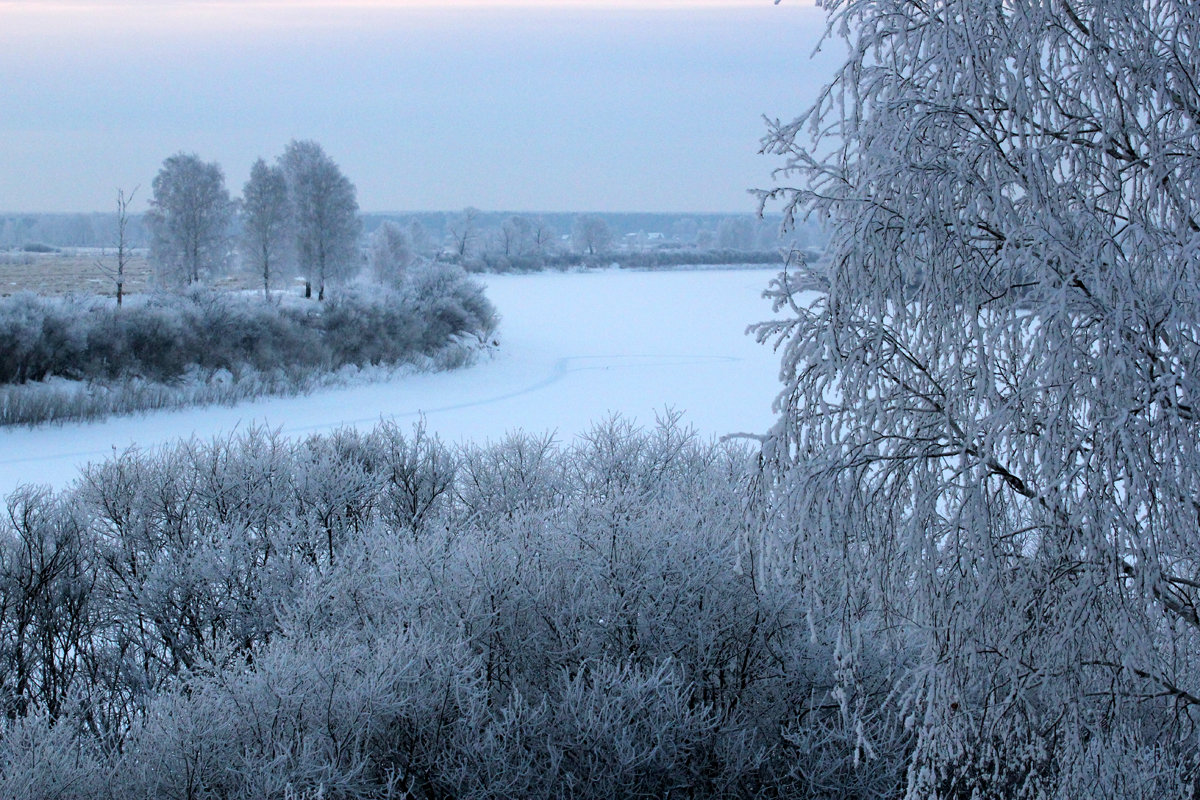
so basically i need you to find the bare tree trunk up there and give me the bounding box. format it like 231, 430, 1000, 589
115, 187, 134, 306
262, 251, 271, 302
96, 186, 137, 306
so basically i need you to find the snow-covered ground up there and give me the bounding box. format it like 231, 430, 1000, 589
0, 268, 797, 497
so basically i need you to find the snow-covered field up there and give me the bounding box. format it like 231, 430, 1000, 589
0, 268, 795, 498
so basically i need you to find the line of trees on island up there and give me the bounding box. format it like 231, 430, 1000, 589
143, 141, 363, 302
139, 139, 804, 295
0, 143, 501, 425
428, 208, 798, 273
1, 209, 816, 272
2, 172, 821, 282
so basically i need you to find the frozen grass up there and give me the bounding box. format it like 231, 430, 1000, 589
0, 248, 154, 296
0, 341, 482, 427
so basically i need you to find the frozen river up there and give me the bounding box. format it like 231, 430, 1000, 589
0, 268, 795, 497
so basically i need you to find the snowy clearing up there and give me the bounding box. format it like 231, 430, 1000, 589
0, 268, 801, 497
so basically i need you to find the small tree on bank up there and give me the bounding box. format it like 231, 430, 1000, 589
280, 140, 360, 300
572, 215, 612, 256
499, 215, 534, 258
369, 221, 412, 288
146, 153, 234, 288
448, 206, 481, 259
240, 158, 293, 301
530, 216, 557, 257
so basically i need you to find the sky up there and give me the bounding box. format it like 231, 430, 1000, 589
0, 0, 836, 213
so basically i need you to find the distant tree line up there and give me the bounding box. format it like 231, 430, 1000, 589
1, 210, 824, 255
409, 208, 818, 273
0, 213, 151, 250
2, 200, 825, 287
359, 210, 825, 252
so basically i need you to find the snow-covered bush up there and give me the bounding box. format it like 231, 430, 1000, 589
0, 292, 90, 383
0, 274, 497, 425
374, 419, 456, 536
405, 262, 498, 349
0, 486, 94, 722
0, 713, 106, 800
0, 417, 906, 798
318, 286, 422, 368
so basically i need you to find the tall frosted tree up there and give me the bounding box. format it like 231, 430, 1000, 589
756, 0, 1200, 795
146, 153, 234, 287
240, 158, 293, 301
280, 140, 361, 300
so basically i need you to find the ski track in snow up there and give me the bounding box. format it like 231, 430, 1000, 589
0, 268, 800, 497
280, 354, 743, 433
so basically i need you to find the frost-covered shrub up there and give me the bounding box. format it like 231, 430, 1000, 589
405, 262, 498, 349
0, 277, 497, 425
0, 293, 50, 383
20, 242, 57, 253
189, 289, 321, 374
117, 293, 197, 378
319, 286, 422, 367
0, 417, 914, 798
0, 292, 90, 383
0, 714, 106, 800
373, 419, 456, 536
455, 430, 562, 521
0, 486, 94, 722
111, 626, 474, 800
440, 661, 727, 800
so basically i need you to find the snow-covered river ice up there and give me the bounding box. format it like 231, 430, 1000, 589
0, 267, 800, 497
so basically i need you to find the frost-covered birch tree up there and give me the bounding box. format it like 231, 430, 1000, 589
756, 1, 1200, 796
146, 153, 234, 287
240, 158, 293, 301
280, 140, 361, 300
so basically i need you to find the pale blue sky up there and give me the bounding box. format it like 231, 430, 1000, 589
0, 1, 834, 212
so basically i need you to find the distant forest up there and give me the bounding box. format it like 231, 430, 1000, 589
0, 210, 826, 254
